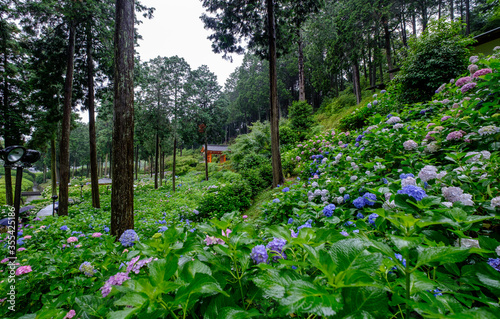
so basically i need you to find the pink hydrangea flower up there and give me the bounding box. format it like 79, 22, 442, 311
446, 130, 466, 141
455, 76, 472, 87
15, 265, 32, 276
92, 232, 103, 238
123, 249, 129, 254
461, 82, 476, 94
75, 244, 82, 248
64, 310, 76, 319
23, 235, 32, 240
468, 64, 478, 74
426, 123, 435, 129
17, 247, 26, 252
472, 68, 492, 78
441, 116, 451, 121
242, 215, 248, 219
222, 229, 232, 237
0, 258, 8, 263
67, 237, 78, 243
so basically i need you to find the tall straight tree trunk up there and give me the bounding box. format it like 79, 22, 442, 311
438, 0, 442, 19
267, 0, 284, 188
465, 0, 470, 35
2, 44, 13, 206
450, 0, 454, 21
383, 21, 394, 80
352, 61, 361, 104
87, 22, 100, 208
401, 14, 408, 47
160, 148, 163, 187
149, 157, 152, 177
135, 145, 138, 180
154, 133, 159, 189
58, 22, 76, 216
412, 13, 417, 35
111, 0, 135, 238
104, 153, 108, 176
51, 137, 57, 196
172, 137, 177, 192
297, 31, 305, 101
205, 132, 209, 181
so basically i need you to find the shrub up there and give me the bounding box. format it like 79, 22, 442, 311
197, 179, 252, 219
391, 20, 474, 104
289, 100, 314, 140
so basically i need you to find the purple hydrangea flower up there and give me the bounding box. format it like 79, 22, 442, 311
395, 253, 407, 267
400, 173, 415, 179
272, 198, 280, 203
100, 272, 131, 297
340, 230, 349, 236
288, 218, 293, 224
363, 193, 377, 206
60, 225, 69, 231
282, 187, 290, 192
397, 185, 428, 201
356, 213, 364, 219
344, 194, 350, 201
353, 197, 366, 208
119, 229, 139, 247
455, 76, 472, 87
472, 68, 492, 78
251, 245, 268, 264
266, 238, 287, 262
461, 82, 476, 94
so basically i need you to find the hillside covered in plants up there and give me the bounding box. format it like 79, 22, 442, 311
1, 41, 500, 318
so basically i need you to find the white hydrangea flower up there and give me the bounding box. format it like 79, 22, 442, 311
382, 200, 396, 210
314, 189, 322, 196
478, 125, 500, 136
437, 171, 447, 179
418, 165, 438, 182
311, 182, 319, 188
321, 158, 328, 164
465, 151, 491, 163
442, 202, 453, 208
351, 162, 359, 170
402, 177, 417, 188
393, 123, 404, 130
339, 187, 346, 194
460, 193, 474, 206
336, 197, 344, 204
346, 156, 352, 161
374, 162, 386, 170
386, 116, 401, 124
425, 142, 440, 153
350, 175, 358, 182
442, 187, 474, 206
491, 196, 500, 208
403, 140, 418, 151
321, 189, 329, 196
384, 193, 391, 200
365, 171, 371, 175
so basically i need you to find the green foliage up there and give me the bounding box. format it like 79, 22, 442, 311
198, 178, 252, 219
391, 20, 475, 104
288, 100, 314, 141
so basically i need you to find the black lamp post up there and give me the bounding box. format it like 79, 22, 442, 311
51, 195, 58, 217
80, 183, 84, 199
0, 146, 41, 261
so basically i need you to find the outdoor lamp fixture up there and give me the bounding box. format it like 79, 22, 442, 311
52, 195, 58, 217
0, 145, 41, 260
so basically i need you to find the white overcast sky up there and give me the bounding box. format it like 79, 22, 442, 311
79, 0, 243, 123
136, 0, 243, 86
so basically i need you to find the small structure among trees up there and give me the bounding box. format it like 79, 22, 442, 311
201, 145, 228, 163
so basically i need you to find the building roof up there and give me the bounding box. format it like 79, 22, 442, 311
473, 27, 500, 46
202, 145, 229, 152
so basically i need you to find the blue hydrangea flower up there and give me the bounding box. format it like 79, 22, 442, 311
356, 212, 364, 219
399, 173, 415, 179
291, 265, 297, 270
282, 187, 290, 193
397, 185, 428, 201
158, 226, 168, 232
368, 213, 379, 226
60, 225, 69, 231
344, 194, 350, 201
355, 135, 364, 142
395, 253, 407, 267
119, 229, 139, 247
340, 230, 349, 236
353, 197, 366, 209
355, 142, 360, 147
266, 238, 287, 261
251, 245, 268, 264
287, 218, 294, 224
79, 261, 97, 277
488, 258, 500, 272
17, 238, 25, 245
433, 288, 442, 296
193, 209, 199, 215
297, 177, 300, 181
272, 198, 280, 203
323, 204, 336, 217
353, 229, 359, 233
344, 221, 355, 227
382, 178, 388, 184
104, 226, 110, 233
363, 193, 377, 206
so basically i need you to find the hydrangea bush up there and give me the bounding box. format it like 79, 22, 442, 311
0, 52, 499, 318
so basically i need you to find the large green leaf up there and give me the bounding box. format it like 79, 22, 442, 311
75, 295, 105, 317
252, 268, 302, 299
338, 287, 389, 318
280, 280, 343, 316
149, 254, 179, 285
218, 307, 261, 319
175, 273, 229, 305
415, 246, 470, 268
114, 292, 148, 307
